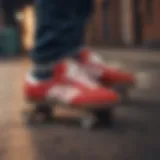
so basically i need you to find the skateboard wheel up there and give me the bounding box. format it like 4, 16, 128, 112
94, 108, 113, 127
80, 115, 96, 129
24, 104, 54, 125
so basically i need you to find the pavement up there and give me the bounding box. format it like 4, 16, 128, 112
1, 49, 160, 160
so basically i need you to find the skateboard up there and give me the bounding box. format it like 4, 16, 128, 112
23, 102, 115, 129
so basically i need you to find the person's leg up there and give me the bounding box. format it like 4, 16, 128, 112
30, 0, 93, 79
31, 0, 93, 66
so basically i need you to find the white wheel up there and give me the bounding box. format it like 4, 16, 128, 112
80, 115, 96, 129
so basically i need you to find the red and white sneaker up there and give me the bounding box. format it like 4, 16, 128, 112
24, 59, 119, 109
78, 49, 135, 92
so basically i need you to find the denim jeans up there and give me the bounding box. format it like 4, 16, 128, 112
31, 0, 93, 65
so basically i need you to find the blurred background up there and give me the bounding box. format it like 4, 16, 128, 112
1, 0, 160, 160
0, 0, 160, 57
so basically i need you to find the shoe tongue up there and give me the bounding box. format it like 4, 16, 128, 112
65, 59, 99, 89
65, 59, 81, 79
54, 59, 99, 89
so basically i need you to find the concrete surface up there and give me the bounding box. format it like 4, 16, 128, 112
0, 49, 160, 160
